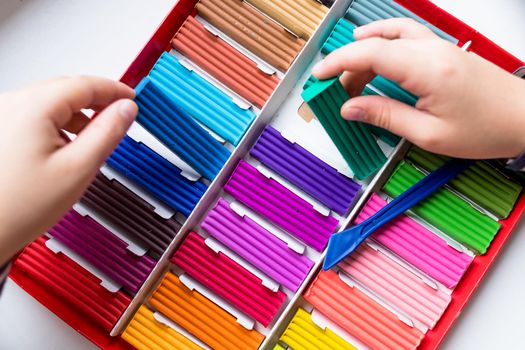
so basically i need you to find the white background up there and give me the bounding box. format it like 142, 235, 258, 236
0, 0, 524, 349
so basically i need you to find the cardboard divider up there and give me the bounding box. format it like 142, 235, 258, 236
110, 0, 353, 338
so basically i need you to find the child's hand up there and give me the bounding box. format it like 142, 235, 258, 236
313, 18, 525, 160
0, 76, 137, 265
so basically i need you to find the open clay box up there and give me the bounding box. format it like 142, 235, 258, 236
9, 0, 525, 349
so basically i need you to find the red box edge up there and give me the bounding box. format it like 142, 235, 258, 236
9, 0, 525, 349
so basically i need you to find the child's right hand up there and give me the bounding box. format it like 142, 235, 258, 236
313, 18, 525, 160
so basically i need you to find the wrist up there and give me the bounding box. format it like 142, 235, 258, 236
0, 227, 18, 267
0, 204, 27, 266
505, 76, 525, 159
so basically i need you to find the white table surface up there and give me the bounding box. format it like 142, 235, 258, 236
0, 0, 524, 349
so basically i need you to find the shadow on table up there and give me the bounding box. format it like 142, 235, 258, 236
0, 0, 35, 26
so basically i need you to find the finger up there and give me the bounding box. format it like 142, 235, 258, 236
353, 18, 436, 41
52, 99, 137, 180
340, 71, 375, 97
340, 95, 441, 144
63, 111, 90, 134
17, 75, 71, 91
37, 76, 135, 128
312, 38, 431, 95
53, 76, 135, 112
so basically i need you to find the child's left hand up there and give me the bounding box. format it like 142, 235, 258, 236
0, 76, 137, 265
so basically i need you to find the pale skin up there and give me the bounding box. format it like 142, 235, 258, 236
0, 76, 137, 266
313, 18, 525, 159
0, 19, 524, 266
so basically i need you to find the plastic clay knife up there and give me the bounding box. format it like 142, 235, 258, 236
323, 158, 473, 270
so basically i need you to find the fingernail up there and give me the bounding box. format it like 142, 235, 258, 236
341, 105, 366, 121
119, 100, 138, 124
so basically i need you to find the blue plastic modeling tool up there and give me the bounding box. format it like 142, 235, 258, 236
323, 158, 472, 270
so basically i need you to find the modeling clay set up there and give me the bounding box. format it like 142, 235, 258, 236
9, 0, 525, 349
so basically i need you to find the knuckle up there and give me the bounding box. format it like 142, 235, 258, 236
366, 38, 388, 56
367, 37, 385, 47
396, 17, 418, 26
438, 62, 458, 79
391, 18, 428, 34
65, 76, 95, 105
434, 47, 461, 78
384, 26, 399, 39
371, 102, 392, 130
70, 75, 92, 90
39, 76, 71, 88
414, 129, 441, 150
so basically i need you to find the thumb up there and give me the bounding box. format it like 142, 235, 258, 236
54, 98, 137, 177
340, 95, 439, 142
